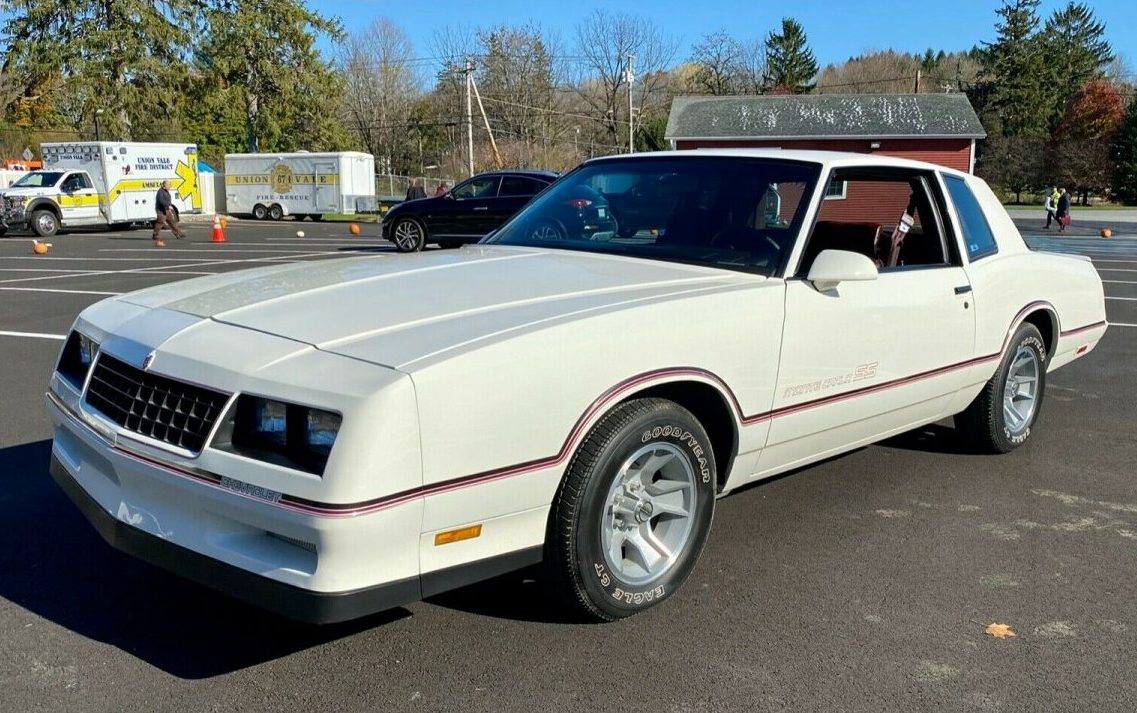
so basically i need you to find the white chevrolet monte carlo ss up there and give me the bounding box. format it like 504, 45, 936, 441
47, 150, 1107, 623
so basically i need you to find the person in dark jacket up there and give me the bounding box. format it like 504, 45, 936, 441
151, 180, 185, 246
1055, 187, 1071, 232
405, 177, 427, 201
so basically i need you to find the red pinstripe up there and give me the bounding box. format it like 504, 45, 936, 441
92, 303, 1104, 519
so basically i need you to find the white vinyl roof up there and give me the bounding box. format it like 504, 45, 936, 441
587, 148, 970, 178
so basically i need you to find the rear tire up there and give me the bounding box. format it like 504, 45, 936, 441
546, 398, 716, 621
268, 204, 284, 221
32, 209, 59, 237
955, 323, 1047, 453
252, 204, 268, 220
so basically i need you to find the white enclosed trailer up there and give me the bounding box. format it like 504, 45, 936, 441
223, 151, 376, 220
0, 141, 201, 236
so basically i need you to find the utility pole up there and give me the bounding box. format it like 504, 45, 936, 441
464, 59, 474, 176
625, 54, 635, 153
469, 73, 502, 168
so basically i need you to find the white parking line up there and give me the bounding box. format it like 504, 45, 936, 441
1106, 296, 1137, 301
0, 268, 103, 273
0, 330, 66, 340
1102, 280, 1137, 284
1092, 259, 1137, 264
1109, 322, 1137, 328
0, 256, 235, 263
99, 248, 347, 254
1096, 268, 1137, 273
0, 286, 121, 295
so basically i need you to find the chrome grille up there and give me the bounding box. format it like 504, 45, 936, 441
84, 354, 229, 452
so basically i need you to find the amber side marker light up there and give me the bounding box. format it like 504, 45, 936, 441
434, 524, 482, 546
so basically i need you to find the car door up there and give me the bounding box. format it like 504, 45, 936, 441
493, 175, 548, 231
758, 168, 976, 473
58, 172, 100, 223
428, 175, 501, 238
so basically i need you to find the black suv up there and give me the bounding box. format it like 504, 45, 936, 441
382, 170, 557, 252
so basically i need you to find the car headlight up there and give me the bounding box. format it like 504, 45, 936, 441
217, 395, 342, 475
57, 331, 98, 388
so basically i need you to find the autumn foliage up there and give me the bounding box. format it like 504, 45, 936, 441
1053, 80, 1124, 141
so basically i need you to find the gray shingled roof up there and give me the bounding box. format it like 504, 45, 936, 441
666, 94, 986, 140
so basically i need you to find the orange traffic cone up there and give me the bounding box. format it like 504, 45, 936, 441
211, 214, 226, 243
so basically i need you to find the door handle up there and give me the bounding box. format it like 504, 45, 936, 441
954, 285, 972, 295
473, 206, 488, 211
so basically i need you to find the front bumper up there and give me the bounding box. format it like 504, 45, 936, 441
49, 454, 419, 623
46, 382, 426, 624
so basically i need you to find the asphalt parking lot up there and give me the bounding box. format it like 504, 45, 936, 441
1, 219, 1135, 712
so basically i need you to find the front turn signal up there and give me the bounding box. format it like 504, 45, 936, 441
434, 524, 482, 546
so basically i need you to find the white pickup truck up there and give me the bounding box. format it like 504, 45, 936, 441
0, 141, 201, 236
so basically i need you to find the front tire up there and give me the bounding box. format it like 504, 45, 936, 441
252, 204, 268, 220
268, 204, 284, 221
391, 217, 426, 252
547, 398, 716, 621
32, 209, 59, 237
955, 322, 1047, 453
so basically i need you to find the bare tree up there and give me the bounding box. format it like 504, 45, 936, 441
687, 30, 766, 95
338, 18, 421, 173
571, 10, 677, 149
689, 30, 743, 95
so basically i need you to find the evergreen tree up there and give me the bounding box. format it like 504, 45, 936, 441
980, 0, 1049, 138
2, 0, 206, 139
1113, 99, 1137, 204
1041, 3, 1113, 126
199, 0, 344, 152
764, 18, 818, 94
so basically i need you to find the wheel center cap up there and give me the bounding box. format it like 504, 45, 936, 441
634, 500, 654, 523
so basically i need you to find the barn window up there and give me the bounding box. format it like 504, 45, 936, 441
823, 180, 847, 200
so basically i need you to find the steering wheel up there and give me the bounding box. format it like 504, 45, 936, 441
708, 227, 782, 261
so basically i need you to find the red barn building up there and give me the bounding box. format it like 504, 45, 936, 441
665, 93, 985, 173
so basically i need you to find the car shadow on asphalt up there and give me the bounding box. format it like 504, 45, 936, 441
424, 567, 589, 625
879, 423, 977, 455
0, 439, 408, 679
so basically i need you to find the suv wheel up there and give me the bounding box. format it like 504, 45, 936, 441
392, 217, 426, 252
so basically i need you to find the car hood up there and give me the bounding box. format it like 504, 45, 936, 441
1, 187, 52, 198
117, 245, 753, 369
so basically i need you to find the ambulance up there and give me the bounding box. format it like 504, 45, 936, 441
0, 142, 201, 237
223, 151, 375, 220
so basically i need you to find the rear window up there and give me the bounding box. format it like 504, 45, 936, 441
943, 175, 998, 261
500, 176, 547, 197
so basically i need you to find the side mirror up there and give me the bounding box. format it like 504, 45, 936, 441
806, 249, 878, 292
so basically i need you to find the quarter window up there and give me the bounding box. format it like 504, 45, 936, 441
943, 175, 998, 260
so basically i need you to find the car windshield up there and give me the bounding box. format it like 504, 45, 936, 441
11, 171, 64, 188
485, 157, 820, 274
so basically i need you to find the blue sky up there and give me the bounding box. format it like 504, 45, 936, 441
314, 0, 1135, 69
